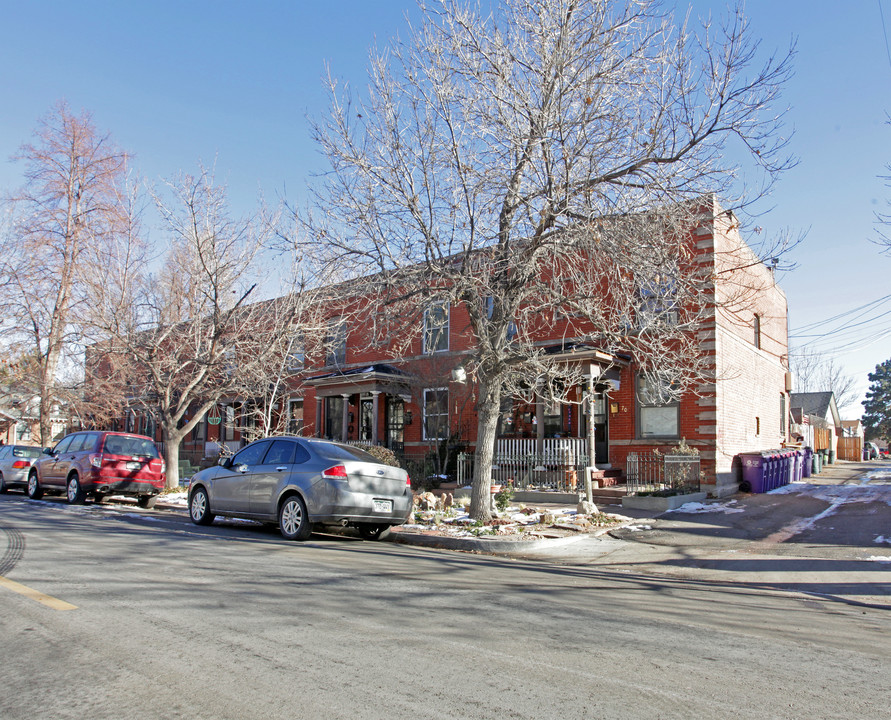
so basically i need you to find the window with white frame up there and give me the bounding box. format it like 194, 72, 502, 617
287, 332, 305, 371
423, 302, 449, 354
325, 319, 347, 367
637, 273, 678, 328
423, 388, 449, 440
287, 399, 304, 435
636, 374, 680, 439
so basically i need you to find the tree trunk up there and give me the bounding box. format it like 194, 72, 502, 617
469, 377, 502, 522
162, 426, 186, 489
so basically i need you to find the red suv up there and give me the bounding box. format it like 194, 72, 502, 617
28, 431, 166, 507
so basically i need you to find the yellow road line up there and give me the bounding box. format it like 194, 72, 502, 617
0, 575, 77, 611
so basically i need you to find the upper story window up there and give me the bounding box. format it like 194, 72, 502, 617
753, 314, 761, 349
325, 319, 347, 367
637, 274, 678, 328
485, 296, 518, 341
423, 302, 449, 354
636, 374, 680, 439
287, 332, 305, 372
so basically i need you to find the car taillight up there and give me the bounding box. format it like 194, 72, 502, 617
322, 465, 348, 479
12, 460, 31, 469
406, 475, 412, 486
159, 459, 165, 473
90, 454, 103, 468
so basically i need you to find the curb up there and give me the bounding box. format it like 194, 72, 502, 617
391, 530, 593, 554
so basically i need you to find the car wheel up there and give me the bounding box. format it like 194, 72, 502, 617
189, 487, 215, 526
67, 474, 87, 504
0, 472, 6, 493
278, 494, 312, 541
137, 495, 158, 509
27, 472, 44, 500
358, 524, 392, 541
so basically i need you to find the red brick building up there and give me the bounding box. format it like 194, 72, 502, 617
113, 199, 790, 495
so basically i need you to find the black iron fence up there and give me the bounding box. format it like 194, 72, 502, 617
626, 452, 700, 495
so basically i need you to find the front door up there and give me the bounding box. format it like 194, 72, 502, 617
593, 392, 609, 465
386, 398, 404, 454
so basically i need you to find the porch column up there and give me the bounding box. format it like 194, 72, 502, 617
535, 392, 545, 458
371, 391, 381, 445
341, 393, 350, 442
315, 397, 322, 438
585, 364, 597, 503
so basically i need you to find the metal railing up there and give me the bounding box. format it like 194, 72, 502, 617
626, 452, 700, 495
457, 438, 591, 492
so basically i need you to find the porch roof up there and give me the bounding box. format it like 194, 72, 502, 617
540, 343, 629, 378
304, 363, 413, 398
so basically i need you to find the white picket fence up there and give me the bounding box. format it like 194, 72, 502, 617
457, 437, 590, 491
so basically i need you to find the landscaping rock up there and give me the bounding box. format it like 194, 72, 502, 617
577, 500, 598, 515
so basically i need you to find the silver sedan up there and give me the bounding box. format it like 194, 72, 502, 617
0, 444, 43, 493
187, 437, 412, 540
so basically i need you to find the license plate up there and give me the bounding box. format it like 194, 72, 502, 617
372, 499, 392, 513
126, 461, 142, 471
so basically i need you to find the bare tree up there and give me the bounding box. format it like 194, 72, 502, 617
85, 168, 320, 487
1, 102, 131, 444
790, 346, 859, 414
303, 0, 795, 520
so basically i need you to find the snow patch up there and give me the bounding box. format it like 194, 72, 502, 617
865, 556, 891, 563
666, 501, 744, 514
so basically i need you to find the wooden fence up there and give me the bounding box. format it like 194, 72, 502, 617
837, 437, 863, 461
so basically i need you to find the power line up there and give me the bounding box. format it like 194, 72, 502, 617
880, 0, 891, 74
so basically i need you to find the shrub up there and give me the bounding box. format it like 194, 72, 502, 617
361, 444, 401, 467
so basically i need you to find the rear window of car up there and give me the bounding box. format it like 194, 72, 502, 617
309, 441, 377, 463
101, 435, 160, 458
12, 447, 42, 459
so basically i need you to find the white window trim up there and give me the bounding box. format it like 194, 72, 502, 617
423, 387, 449, 440
423, 302, 450, 354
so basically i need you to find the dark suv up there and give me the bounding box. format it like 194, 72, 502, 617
28, 431, 166, 507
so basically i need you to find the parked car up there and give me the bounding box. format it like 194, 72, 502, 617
864, 441, 880, 460
188, 436, 412, 541
27, 431, 166, 507
0, 444, 44, 493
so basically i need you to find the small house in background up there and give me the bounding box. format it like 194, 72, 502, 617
789, 391, 841, 461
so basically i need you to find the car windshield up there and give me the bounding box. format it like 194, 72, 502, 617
12, 447, 42, 459
309, 441, 378, 463
102, 435, 160, 458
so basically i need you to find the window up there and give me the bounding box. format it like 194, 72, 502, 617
423, 388, 449, 440
260, 439, 297, 466
287, 399, 304, 435
221, 405, 236, 442
287, 333, 305, 372
485, 296, 518, 341
755, 416, 761, 436
325, 319, 347, 367
754, 314, 761, 349
636, 374, 680, 439
637, 274, 678, 327
780, 394, 786, 436
543, 399, 562, 438
231, 440, 271, 468
325, 396, 345, 440
423, 302, 449, 353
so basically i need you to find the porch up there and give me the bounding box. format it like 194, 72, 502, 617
456, 437, 624, 496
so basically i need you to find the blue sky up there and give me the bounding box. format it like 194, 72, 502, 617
2, 1, 890, 415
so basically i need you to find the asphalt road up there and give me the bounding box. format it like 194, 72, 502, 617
1, 492, 890, 720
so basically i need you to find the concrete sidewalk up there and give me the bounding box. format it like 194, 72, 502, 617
394, 459, 891, 608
